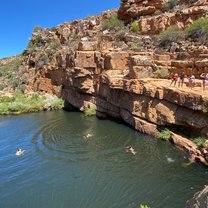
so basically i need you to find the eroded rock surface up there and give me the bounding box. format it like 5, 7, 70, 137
1, 0, 208, 166
186, 186, 208, 208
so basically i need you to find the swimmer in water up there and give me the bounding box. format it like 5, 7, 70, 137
83, 133, 93, 139
16, 148, 25, 156
126, 146, 137, 155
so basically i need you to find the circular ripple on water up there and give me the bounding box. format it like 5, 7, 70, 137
31, 118, 127, 162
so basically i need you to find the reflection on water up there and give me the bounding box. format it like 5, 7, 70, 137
0, 111, 208, 208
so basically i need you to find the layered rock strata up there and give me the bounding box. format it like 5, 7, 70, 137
19, 2, 208, 165
118, 0, 208, 34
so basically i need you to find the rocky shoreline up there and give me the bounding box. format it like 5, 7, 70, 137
1, 0, 206, 166
1, 0, 208, 205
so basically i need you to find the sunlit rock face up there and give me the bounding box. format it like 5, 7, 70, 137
118, 0, 208, 34
19, 5, 208, 140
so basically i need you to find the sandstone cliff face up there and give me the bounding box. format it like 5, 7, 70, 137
10, 0, 207, 165
22, 9, 208, 139
118, 0, 208, 34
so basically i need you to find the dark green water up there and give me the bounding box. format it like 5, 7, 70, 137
0, 111, 208, 208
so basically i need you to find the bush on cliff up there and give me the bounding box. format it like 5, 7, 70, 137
84, 107, 96, 117
131, 21, 140, 33
194, 137, 207, 148
33, 26, 43, 33
153, 68, 170, 79
0, 56, 28, 91
103, 14, 124, 31
163, 0, 179, 11
156, 128, 171, 141
158, 26, 185, 48
130, 40, 142, 50
185, 17, 208, 43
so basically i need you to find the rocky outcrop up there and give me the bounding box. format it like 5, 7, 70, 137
0, 0, 204, 166
118, 0, 165, 21
118, 0, 208, 34
186, 186, 208, 208
21, 8, 208, 140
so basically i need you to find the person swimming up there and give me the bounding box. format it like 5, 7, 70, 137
126, 146, 137, 155
16, 148, 25, 156
83, 133, 93, 139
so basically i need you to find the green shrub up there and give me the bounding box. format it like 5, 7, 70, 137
153, 68, 170, 79
26, 45, 37, 54
158, 26, 185, 47
131, 21, 140, 33
194, 137, 207, 148
103, 14, 124, 30
47, 41, 61, 57
0, 93, 63, 115
49, 41, 61, 50
33, 26, 43, 33
139, 205, 151, 208
156, 128, 171, 141
163, 0, 179, 11
130, 40, 142, 50
185, 17, 208, 43
0, 84, 5, 90
84, 107, 96, 116
11, 78, 20, 89
36, 55, 50, 68
33, 35, 45, 47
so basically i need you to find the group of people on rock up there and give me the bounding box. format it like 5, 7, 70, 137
170, 71, 208, 91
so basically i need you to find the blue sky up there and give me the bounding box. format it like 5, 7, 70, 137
0, 0, 120, 58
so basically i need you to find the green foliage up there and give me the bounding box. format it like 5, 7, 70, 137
47, 41, 61, 57
33, 35, 45, 47
158, 26, 185, 47
131, 21, 140, 33
153, 68, 170, 79
26, 45, 37, 54
0, 56, 28, 91
0, 58, 22, 75
36, 54, 50, 69
156, 128, 171, 141
185, 17, 208, 42
163, 0, 179, 11
0, 84, 5, 90
49, 41, 61, 50
33, 26, 43, 32
84, 107, 96, 117
0, 93, 64, 115
103, 14, 124, 30
139, 205, 151, 208
130, 41, 142, 50
194, 137, 207, 148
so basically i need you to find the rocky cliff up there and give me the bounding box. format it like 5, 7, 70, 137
186, 186, 208, 208
118, 0, 208, 34
1, 0, 208, 164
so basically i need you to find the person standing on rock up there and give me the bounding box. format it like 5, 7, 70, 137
178, 71, 185, 87
200, 73, 207, 92
170, 73, 178, 87
188, 75, 195, 90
